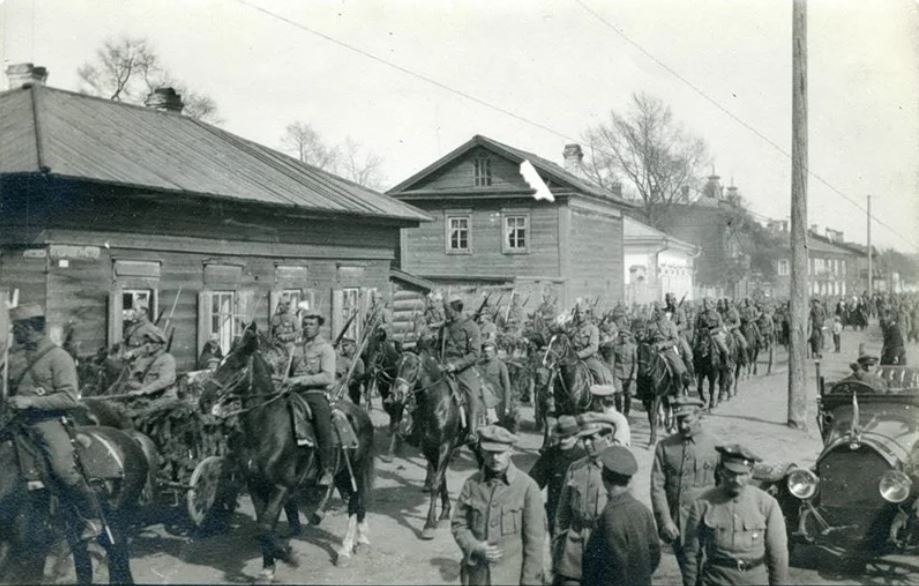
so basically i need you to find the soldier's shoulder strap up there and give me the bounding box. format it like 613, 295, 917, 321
9, 344, 58, 394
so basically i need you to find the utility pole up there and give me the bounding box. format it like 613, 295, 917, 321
867, 195, 873, 296
788, 0, 809, 429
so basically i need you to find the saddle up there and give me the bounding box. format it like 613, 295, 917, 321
15, 426, 125, 489
288, 395, 359, 450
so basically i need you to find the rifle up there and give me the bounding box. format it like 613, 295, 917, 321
490, 293, 505, 321
165, 326, 176, 353
332, 306, 382, 402
472, 292, 492, 322
333, 310, 359, 349
161, 287, 183, 335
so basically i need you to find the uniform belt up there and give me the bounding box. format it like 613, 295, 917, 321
706, 555, 765, 572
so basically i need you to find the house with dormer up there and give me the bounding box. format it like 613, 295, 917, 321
388, 135, 634, 309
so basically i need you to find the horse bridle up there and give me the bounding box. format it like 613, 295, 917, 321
206, 355, 290, 418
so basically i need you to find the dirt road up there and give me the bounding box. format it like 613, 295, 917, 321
51, 324, 918, 584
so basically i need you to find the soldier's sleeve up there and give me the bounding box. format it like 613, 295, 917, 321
136, 354, 177, 395
554, 467, 574, 533
29, 349, 81, 411
499, 362, 512, 410
649, 442, 672, 534
764, 495, 790, 585
520, 478, 547, 586
576, 326, 599, 359
681, 499, 703, 586
646, 506, 662, 573
450, 477, 480, 558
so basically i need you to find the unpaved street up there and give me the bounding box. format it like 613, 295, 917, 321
51, 324, 918, 585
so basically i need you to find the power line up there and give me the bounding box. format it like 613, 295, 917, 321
573, 0, 919, 251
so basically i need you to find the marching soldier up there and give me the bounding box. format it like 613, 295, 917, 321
438, 294, 483, 441
682, 444, 789, 586
611, 325, 637, 417
478, 339, 513, 428
529, 415, 586, 536
452, 425, 546, 586
288, 311, 337, 486
553, 418, 618, 585
6, 303, 105, 543
571, 304, 614, 385
582, 445, 661, 586
650, 396, 720, 584
269, 295, 301, 350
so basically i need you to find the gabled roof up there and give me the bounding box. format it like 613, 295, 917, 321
623, 216, 699, 254
0, 84, 429, 223
388, 134, 632, 207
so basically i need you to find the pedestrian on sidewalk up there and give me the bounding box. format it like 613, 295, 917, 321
581, 445, 661, 586
832, 315, 843, 353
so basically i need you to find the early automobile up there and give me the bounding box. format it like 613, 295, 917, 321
779, 365, 919, 561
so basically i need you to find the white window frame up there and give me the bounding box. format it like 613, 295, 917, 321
473, 157, 492, 187
777, 259, 789, 277
341, 287, 361, 340
210, 290, 237, 355
503, 213, 529, 254
446, 214, 472, 254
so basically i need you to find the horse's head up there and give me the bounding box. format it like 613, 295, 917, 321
392, 351, 423, 404
542, 333, 576, 368
205, 322, 273, 408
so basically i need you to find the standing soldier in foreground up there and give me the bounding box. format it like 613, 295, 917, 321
650, 396, 720, 584
581, 445, 661, 586
612, 320, 637, 417
6, 303, 105, 542
682, 444, 789, 586
451, 425, 546, 586
439, 294, 484, 440
478, 339, 513, 429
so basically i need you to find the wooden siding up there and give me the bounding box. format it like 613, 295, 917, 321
566, 205, 624, 305
0, 247, 48, 313
411, 147, 531, 193
400, 199, 560, 279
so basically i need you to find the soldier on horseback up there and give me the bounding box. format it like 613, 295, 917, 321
647, 304, 691, 391
6, 304, 105, 543
288, 311, 337, 486
694, 298, 730, 364
665, 293, 694, 381
269, 295, 301, 352
570, 303, 614, 385
721, 299, 749, 355
122, 300, 165, 359
123, 329, 177, 403
438, 294, 483, 442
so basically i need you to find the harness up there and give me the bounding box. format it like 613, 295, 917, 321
543, 335, 594, 413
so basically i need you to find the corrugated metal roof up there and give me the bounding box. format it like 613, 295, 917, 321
0, 85, 429, 223
389, 134, 633, 208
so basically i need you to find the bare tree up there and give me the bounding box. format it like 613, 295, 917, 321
77, 37, 221, 123
583, 92, 709, 227
280, 123, 386, 190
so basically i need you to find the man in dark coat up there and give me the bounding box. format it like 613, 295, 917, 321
529, 415, 586, 536
582, 445, 661, 586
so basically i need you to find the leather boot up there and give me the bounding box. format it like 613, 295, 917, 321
68, 481, 105, 543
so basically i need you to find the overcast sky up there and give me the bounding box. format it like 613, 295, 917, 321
2, 0, 917, 251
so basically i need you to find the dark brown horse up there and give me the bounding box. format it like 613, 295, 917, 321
635, 342, 680, 446
362, 327, 404, 461
542, 333, 594, 418
694, 332, 736, 411
392, 349, 466, 540
205, 324, 375, 582
0, 420, 148, 585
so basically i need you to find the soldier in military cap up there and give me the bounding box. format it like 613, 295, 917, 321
124, 329, 177, 401
694, 298, 730, 365
438, 293, 484, 440
452, 425, 546, 586
478, 339, 513, 428
570, 303, 614, 386
582, 445, 661, 586
529, 415, 587, 536
6, 303, 105, 542
269, 294, 301, 351
840, 348, 888, 391
552, 416, 620, 585
288, 311, 337, 486
122, 299, 166, 358
650, 395, 720, 583
665, 292, 695, 380
648, 303, 691, 390
683, 444, 789, 586
611, 324, 637, 416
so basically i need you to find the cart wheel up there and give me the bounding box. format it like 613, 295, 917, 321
187, 456, 223, 527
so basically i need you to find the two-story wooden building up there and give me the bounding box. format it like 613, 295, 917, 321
388, 135, 633, 310
0, 70, 428, 370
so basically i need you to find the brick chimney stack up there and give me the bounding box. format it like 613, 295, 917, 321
144, 88, 185, 113
563, 143, 584, 175
5, 63, 49, 89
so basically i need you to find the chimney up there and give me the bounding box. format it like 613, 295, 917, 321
562, 143, 584, 174
5, 63, 49, 89
144, 87, 184, 113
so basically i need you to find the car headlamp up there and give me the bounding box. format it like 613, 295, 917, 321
879, 470, 913, 504
787, 468, 819, 500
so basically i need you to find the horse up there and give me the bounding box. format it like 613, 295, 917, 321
693, 333, 735, 411
362, 327, 404, 461
205, 324, 375, 581
541, 333, 594, 419
391, 349, 467, 540
740, 320, 760, 378
0, 419, 147, 585
635, 343, 681, 447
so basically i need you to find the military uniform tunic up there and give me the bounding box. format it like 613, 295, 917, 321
439, 315, 482, 420
123, 319, 166, 350
682, 484, 789, 586
554, 456, 608, 581
452, 462, 546, 585
270, 311, 301, 345
572, 322, 613, 385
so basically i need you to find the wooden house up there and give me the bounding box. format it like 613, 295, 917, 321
0, 74, 429, 370
388, 135, 633, 310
